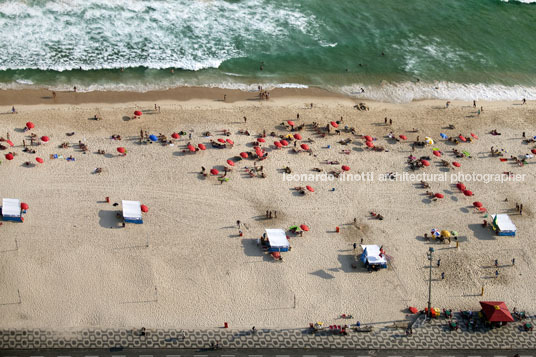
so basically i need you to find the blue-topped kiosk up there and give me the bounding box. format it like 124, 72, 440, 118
491, 214, 516, 236
1, 198, 24, 222
122, 200, 143, 224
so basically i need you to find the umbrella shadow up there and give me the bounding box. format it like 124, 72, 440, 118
14, 128, 25, 133
122, 116, 131, 121
98, 210, 123, 229
467, 224, 495, 240
310, 269, 335, 279
421, 198, 432, 204
460, 207, 470, 213
450, 196, 459, 202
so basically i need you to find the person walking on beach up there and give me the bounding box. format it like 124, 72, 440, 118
236, 220, 241, 229
512, 258, 516, 266
441, 272, 445, 280
520, 204, 523, 215
522, 98, 526, 105
389, 118, 393, 126
495, 259, 499, 267
353, 242, 357, 250
437, 258, 441, 267
11, 106, 16, 114
244, 116, 247, 123
297, 113, 300, 119
224, 94, 227, 102
473, 100, 476, 108
495, 270, 499, 278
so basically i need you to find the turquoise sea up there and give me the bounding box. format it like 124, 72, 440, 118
1, 0, 536, 102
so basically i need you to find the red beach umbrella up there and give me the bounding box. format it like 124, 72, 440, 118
300, 143, 310, 150
217, 138, 226, 143
280, 140, 289, 146
435, 193, 444, 199
210, 168, 219, 175
293, 133, 302, 140
21, 202, 29, 210
226, 159, 235, 166
257, 138, 265, 143
35, 157, 44, 164
171, 132, 180, 139
421, 159, 430, 166
365, 141, 374, 148
341, 165, 350, 171
399, 135, 407, 140
198, 143, 206, 150
479, 301, 514, 322
134, 110, 142, 116
452, 161, 461, 167
531, 149, 536, 155
6, 140, 14, 147
26, 122, 35, 129
473, 201, 483, 208
117, 147, 126, 154
433, 151, 441, 157
240, 152, 248, 158
463, 190, 473, 196
287, 120, 295, 126
274, 141, 282, 148
459, 135, 466, 142
456, 182, 466, 191
471, 133, 479, 139
5, 153, 13, 160
41, 136, 49, 142
330, 121, 338, 128
364, 135, 373, 142
300, 224, 310, 231
306, 185, 314, 192
188, 144, 196, 152
141, 204, 149, 213
226, 139, 234, 145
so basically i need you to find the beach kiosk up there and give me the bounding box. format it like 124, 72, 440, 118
122, 200, 143, 224
491, 214, 516, 236
265, 229, 290, 252
1, 198, 23, 222
360, 245, 387, 271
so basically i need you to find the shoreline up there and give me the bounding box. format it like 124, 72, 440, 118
1, 86, 533, 108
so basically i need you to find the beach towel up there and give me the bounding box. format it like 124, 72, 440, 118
462, 151, 471, 157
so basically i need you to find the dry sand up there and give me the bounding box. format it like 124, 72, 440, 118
0, 91, 535, 330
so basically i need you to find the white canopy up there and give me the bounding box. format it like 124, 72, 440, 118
361, 244, 387, 265
2, 198, 21, 217
265, 229, 289, 249
492, 214, 516, 232
122, 200, 142, 221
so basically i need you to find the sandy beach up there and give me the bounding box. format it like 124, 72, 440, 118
0, 90, 535, 331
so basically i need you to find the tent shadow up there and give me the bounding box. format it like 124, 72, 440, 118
98, 209, 123, 229
467, 224, 495, 240
337, 254, 367, 273
241, 238, 263, 257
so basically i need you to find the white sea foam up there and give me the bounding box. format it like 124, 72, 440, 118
0, 0, 321, 71
501, 0, 536, 3
338, 81, 536, 103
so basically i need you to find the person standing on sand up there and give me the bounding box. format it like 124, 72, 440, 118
297, 113, 300, 119
389, 119, 393, 126
473, 100, 476, 108
52, 91, 56, 99
522, 98, 526, 105
11, 106, 16, 114
74, 86, 77, 92
224, 94, 227, 102
237, 220, 241, 228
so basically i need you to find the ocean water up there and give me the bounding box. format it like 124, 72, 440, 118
1, 0, 536, 102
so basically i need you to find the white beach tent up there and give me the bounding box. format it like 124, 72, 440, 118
122, 200, 143, 224
360, 244, 387, 267
491, 214, 516, 236
265, 229, 290, 252
1, 198, 22, 222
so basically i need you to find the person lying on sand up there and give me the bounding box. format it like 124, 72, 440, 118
420, 180, 430, 188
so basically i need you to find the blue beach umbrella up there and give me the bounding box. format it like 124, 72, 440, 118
440, 133, 448, 139
149, 134, 158, 142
